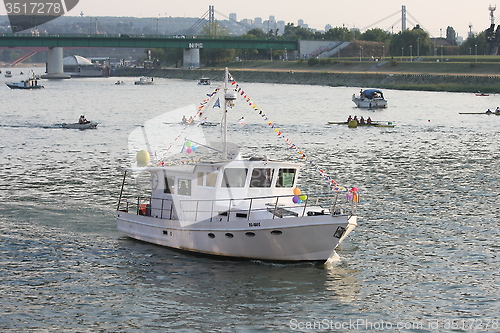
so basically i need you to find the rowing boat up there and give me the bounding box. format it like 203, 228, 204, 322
459, 112, 500, 115
328, 121, 395, 128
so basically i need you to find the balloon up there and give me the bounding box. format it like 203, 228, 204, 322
185, 141, 192, 147
136, 150, 150, 167
292, 196, 300, 203
293, 188, 301, 195
186, 147, 193, 154
192, 146, 197, 152
299, 194, 307, 201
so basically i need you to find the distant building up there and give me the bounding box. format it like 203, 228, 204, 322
229, 13, 237, 22
63, 55, 110, 77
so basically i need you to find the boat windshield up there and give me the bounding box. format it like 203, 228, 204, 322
276, 169, 296, 187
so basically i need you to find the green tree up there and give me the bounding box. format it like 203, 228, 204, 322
324, 27, 353, 41
459, 31, 488, 55
359, 28, 391, 43
389, 26, 432, 57
446, 26, 457, 46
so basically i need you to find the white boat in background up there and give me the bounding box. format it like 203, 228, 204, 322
6, 75, 44, 90
352, 89, 387, 108
116, 68, 359, 262
134, 77, 154, 85
5, 70, 12, 78
62, 121, 98, 129
198, 77, 211, 85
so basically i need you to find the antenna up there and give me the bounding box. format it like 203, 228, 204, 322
489, 5, 497, 25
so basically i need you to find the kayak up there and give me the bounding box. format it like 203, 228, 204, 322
62, 121, 98, 129
328, 121, 395, 128
459, 112, 500, 115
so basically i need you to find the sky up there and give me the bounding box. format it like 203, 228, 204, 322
1, 0, 497, 38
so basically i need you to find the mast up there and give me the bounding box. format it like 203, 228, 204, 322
222, 68, 228, 160
222, 67, 237, 160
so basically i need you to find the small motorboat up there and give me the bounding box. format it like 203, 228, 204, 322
198, 77, 211, 85
134, 77, 154, 85
115, 80, 124, 85
352, 89, 388, 108
62, 121, 98, 129
5, 71, 12, 78
6, 75, 44, 90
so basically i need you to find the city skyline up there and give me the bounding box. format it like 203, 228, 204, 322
0, 0, 495, 38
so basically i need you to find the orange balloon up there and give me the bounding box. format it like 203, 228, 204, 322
293, 188, 301, 195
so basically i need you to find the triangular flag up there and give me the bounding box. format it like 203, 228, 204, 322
213, 98, 220, 108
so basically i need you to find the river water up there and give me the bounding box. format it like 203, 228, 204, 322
0, 67, 499, 332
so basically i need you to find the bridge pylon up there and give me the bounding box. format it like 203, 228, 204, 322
42, 47, 70, 79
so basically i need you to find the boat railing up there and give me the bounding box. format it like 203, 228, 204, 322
117, 192, 357, 221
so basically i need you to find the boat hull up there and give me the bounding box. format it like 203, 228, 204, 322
62, 121, 98, 129
352, 97, 387, 108
6, 83, 44, 89
116, 211, 357, 261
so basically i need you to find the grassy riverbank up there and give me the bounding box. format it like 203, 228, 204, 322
113, 55, 500, 93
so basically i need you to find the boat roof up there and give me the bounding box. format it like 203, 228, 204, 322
362, 89, 383, 97
125, 159, 301, 172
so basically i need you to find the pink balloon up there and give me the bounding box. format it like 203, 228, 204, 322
186, 147, 193, 154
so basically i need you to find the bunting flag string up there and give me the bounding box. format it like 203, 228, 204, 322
229, 75, 345, 192
155, 85, 222, 165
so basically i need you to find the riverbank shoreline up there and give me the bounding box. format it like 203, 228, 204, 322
112, 66, 500, 93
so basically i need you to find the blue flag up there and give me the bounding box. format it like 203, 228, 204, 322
213, 98, 220, 108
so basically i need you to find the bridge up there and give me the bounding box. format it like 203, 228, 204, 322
0, 34, 299, 78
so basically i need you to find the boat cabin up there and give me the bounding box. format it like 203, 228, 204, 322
135, 158, 302, 221
198, 78, 211, 85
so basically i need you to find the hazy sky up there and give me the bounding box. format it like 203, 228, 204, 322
2, 0, 496, 38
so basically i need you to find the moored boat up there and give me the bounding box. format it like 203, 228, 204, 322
352, 89, 387, 108
116, 68, 359, 262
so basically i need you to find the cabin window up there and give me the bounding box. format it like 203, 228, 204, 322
178, 178, 191, 196
221, 168, 248, 188
163, 176, 175, 193
250, 168, 273, 188
276, 169, 296, 188
197, 172, 204, 186
206, 172, 218, 187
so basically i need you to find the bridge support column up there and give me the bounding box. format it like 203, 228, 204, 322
42, 47, 70, 79
183, 48, 200, 69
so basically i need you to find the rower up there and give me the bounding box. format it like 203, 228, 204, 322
366, 117, 372, 124
359, 116, 365, 124
347, 115, 352, 122
496, 107, 500, 113
486, 109, 492, 114
353, 115, 358, 123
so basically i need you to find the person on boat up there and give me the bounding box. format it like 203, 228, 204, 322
181, 115, 187, 124
366, 117, 372, 124
496, 107, 500, 113
359, 116, 365, 124
188, 116, 194, 125
347, 115, 352, 122
353, 115, 359, 123
79, 115, 88, 124
238, 117, 246, 125
486, 109, 492, 114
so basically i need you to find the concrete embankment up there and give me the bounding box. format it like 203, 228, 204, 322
112, 67, 500, 93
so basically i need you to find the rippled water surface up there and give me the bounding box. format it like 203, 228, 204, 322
1, 68, 499, 332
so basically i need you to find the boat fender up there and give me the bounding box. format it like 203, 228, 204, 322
348, 120, 358, 128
